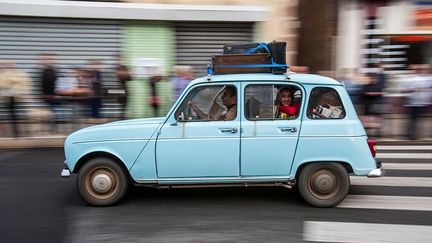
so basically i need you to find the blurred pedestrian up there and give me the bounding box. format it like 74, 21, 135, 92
87, 60, 103, 119
361, 73, 384, 137
0, 60, 31, 137
149, 75, 162, 117
172, 65, 194, 101
375, 63, 388, 92
115, 65, 132, 119
401, 64, 432, 140
39, 53, 58, 130
338, 68, 362, 105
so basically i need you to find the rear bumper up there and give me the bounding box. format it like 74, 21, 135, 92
367, 160, 384, 177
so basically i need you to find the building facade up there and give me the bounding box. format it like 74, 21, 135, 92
336, 0, 432, 75
0, 0, 301, 119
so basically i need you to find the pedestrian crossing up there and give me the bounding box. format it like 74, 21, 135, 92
303, 144, 432, 243
304, 221, 432, 243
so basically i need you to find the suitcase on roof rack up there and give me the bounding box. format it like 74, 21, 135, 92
212, 53, 271, 75
222, 41, 287, 74
269, 41, 286, 74
223, 43, 267, 55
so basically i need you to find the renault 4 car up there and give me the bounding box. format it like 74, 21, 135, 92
61, 71, 383, 208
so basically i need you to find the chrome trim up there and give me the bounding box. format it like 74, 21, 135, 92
367, 168, 384, 177
61, 168, 71, 177
136, 176, 293, 184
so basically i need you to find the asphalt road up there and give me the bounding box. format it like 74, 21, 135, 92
0, 146, 431, 243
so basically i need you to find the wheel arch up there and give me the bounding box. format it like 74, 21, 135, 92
73, 151, 129, 176
294, 160, 353, 179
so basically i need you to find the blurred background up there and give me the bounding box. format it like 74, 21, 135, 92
0, 0, 431, 140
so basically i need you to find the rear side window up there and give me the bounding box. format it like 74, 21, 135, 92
244, 84, 302, 120
307, 87, 346, 119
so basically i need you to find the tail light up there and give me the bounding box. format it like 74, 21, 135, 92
367, 139, 377, 157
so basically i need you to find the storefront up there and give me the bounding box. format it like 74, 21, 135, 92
0, 1, 265, 119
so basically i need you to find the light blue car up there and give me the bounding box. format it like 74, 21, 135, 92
61, 72, 383, 207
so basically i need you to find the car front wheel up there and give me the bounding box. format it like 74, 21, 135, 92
297, 162, 349, 207
77, 157, 128, 206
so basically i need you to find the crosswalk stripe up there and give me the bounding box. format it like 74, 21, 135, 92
383, 163, 432, 170
377, 145, 432, 150
350, 176, 432, 187
337, 195, 432, 211
376, 153, 432, 159
303, 221, 432, 243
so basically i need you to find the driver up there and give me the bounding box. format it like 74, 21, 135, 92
188, 86, 237, 120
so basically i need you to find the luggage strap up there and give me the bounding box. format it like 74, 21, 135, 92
208, 42, 288, 75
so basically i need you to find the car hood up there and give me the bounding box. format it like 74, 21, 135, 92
65, 117, 165, 144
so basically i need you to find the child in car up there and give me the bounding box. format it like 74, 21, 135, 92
275, 87, 300, 119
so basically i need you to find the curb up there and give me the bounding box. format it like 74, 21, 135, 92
0, 136, 66, 148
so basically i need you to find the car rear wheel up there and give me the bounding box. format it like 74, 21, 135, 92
297, 162, 349, 207
77, 157, 128, 206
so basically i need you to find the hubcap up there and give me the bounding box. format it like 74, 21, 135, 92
84, 166, 118, 200
308, 169, 341, 200
314, 174, 334, 194
92, 174, 112, 194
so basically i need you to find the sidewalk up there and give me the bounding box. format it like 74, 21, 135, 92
0, 136, 66, 148
0, 115, 431, 148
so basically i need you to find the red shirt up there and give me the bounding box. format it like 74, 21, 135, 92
278, 103, 300, 116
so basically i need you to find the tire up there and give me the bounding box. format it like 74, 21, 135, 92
297, 163, 349, 207
77, 157, 128, 206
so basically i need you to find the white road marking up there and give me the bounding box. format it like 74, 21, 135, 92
383, 163, 432, 170
376, 153, 432, 159
303, 221, 432, 243
350, 176, 432, 187
377, 145, 432, 150
337, 195, 432, 211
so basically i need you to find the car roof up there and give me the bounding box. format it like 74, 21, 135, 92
189, 73, 342, 86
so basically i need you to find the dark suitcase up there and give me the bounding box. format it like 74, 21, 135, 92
222, 41, 287, 73
223, 43, 267, 55
212, 53, 271, 74
268, 41, 286, 73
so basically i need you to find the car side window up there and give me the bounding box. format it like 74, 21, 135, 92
244, 84, 302, 120
174, 85, 237, 121
307, 87, 346, 119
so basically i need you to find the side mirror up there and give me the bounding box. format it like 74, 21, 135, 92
170, 112, 185, 126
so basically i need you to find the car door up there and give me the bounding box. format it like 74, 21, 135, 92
241, 82, 303, 176
156, 83, 240, 178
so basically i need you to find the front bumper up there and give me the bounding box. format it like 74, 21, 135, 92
61, 160, 71, 177
61, 168, 71, 177
367, 160, 384, 177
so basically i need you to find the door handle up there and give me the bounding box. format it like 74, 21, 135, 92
279, 127, 297, 132
219, 128, 238, 134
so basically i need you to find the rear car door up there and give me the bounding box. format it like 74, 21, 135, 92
240, 82, 304, 176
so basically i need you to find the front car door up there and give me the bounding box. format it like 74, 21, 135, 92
156, 83, 240, 178
241, 82, 304, 176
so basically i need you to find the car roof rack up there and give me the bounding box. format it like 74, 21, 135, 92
206, 41, 289, 79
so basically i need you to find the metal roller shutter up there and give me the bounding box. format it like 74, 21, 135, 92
174, 22, 254, 76
0, 16, 121, 119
